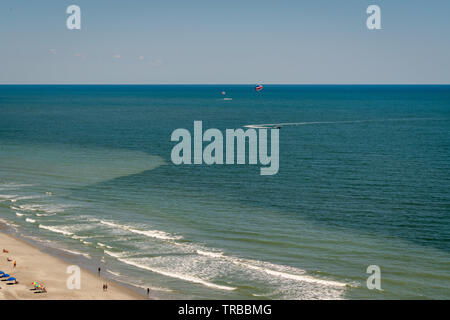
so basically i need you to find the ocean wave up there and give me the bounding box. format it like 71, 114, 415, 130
71, 235, 92, 240
0, 219, 19, 231
0, 194, 19, 200
196, 249, 225, 259
25, 218, 36, 223
106, 269, 121, 277
100, 220, 182, 241
59, 248, 90, 259
18, 203, 66, 214
107, 232, 348, 292
38, 224, 73, 236
15, 212, 25, 217
10, 195, 42, 203
235, 260, 346, 287
115, 257, 236, 291
97, 242, 113, 249
194, 245, 347, 288
104, 250, 124, 259
0, 183, 33, 191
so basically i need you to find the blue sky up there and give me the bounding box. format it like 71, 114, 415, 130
1, 0, 449, 84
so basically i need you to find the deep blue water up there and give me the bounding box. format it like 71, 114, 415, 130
0, 85, 449, 299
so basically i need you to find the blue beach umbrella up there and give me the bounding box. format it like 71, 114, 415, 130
1, 273, 10, 278
6, 277, 16, 281
0, 271, 4, 274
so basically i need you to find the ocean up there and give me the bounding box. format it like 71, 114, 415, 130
0, 85, 449, 299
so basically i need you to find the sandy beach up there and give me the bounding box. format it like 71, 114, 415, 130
0, 231, 144, 300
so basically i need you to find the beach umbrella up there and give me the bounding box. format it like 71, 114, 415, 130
1, 273, 10, 278
6, 277, 16, 281
0, 271, 4, 274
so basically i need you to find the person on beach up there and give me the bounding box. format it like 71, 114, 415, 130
13, 260, 16, 268
98, 267, 101, 276
147, 288, 150, 296
7, 257, 12, 262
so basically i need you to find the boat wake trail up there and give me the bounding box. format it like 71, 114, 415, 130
244, 117, 446, 129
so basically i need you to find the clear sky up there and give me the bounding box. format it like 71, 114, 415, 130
1, 0, 449, 84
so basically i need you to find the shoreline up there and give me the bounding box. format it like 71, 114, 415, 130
0, 223, 145, 300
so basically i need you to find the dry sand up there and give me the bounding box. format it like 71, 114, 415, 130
0, 231, 144, 300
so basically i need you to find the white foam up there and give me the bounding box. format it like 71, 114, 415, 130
59, 248, 90, 259
97, 242, 113, 249
25, 218, 36, 223
0, 194, 18, 199
0, 218, 18, 229
0, 183, 33, 190
236, 260, 346, 287
71, 235, 91, 240
100, 220, 182, 241
106, 269, 121, 277
12, 195, 42, 202
252, 293, 266, 297
19, 203, 66, 214
197, 250, 225, 259
195, 245, 347, 288
116, 257, 236, 291
104, 250, 123, 259
38, 224, 73, 236
15, 212, 24, 217
0, 194, 18, 202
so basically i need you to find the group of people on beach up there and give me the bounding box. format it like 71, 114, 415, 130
2, 248, 48, 294
1, 249, 19, 290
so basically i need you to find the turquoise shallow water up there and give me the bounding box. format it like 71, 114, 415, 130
0, 85, 449, 299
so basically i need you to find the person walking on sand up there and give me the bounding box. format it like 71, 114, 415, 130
13, 260, 16, 268
147, 288, 150, 296
98, 267, 101, 276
